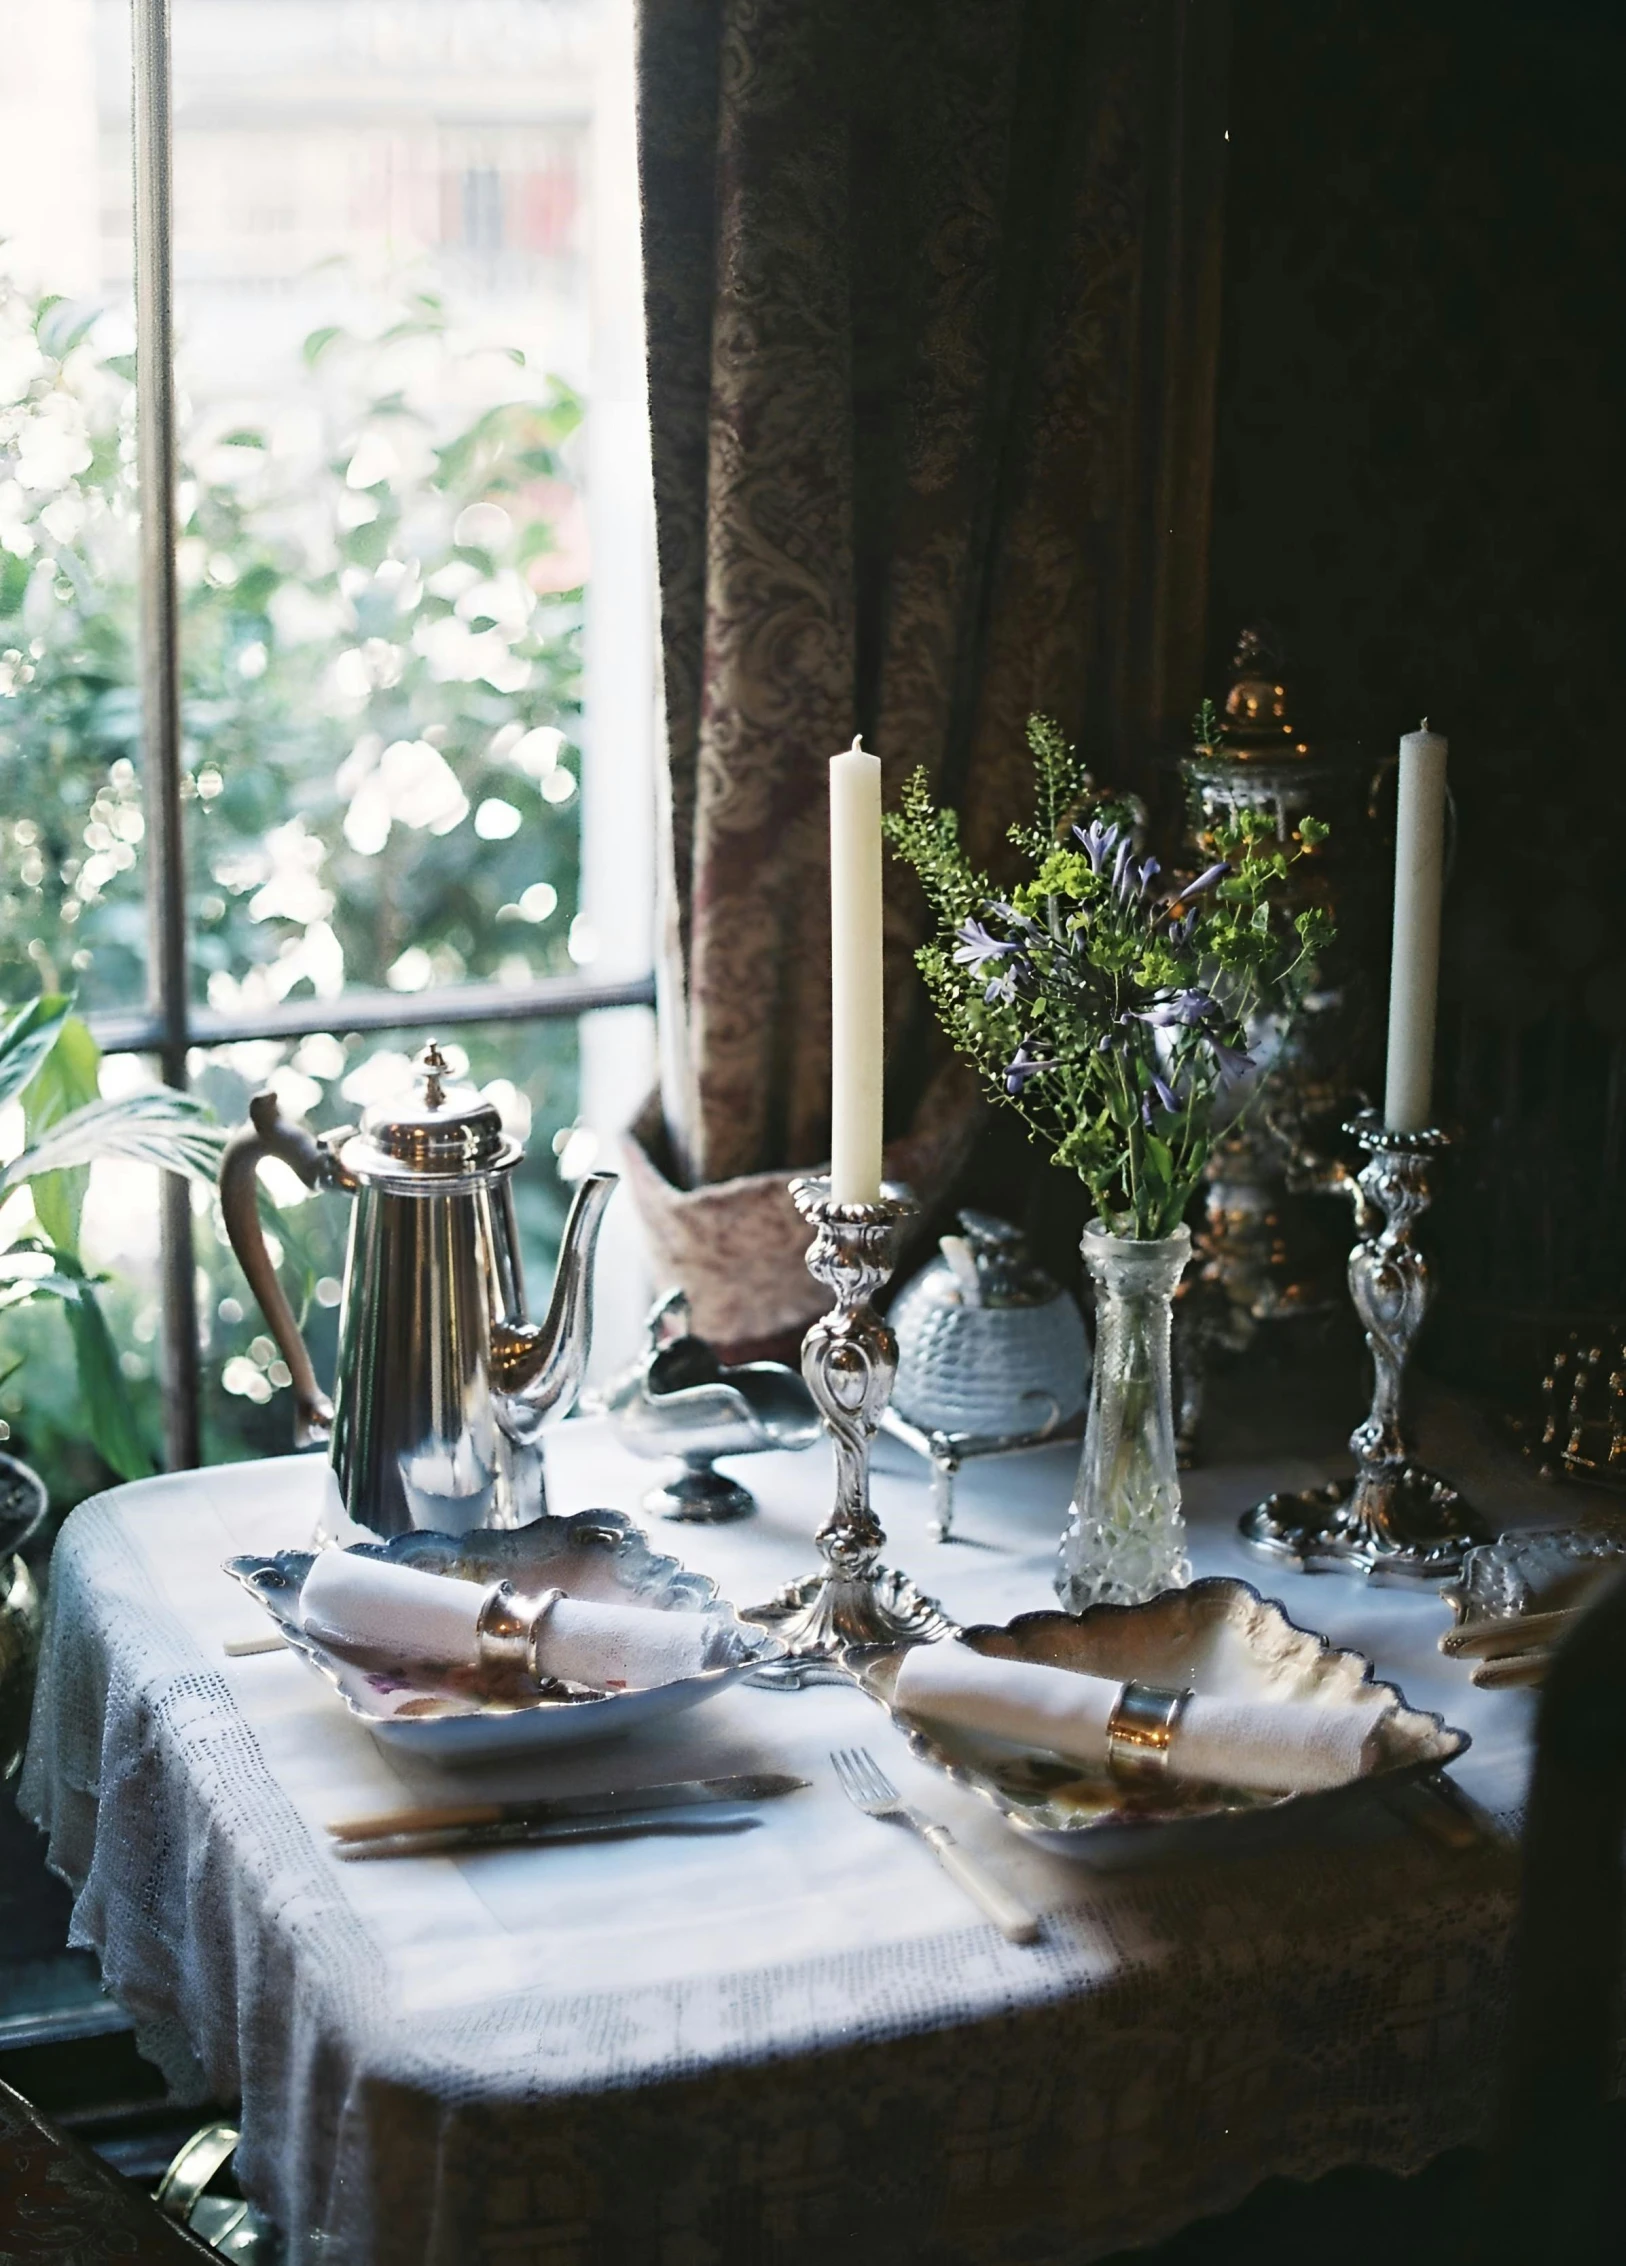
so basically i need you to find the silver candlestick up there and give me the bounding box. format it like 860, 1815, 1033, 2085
1240, 1111, 1490, 1583
746, 1177, 951, 1682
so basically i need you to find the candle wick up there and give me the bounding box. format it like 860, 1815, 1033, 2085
850, 733, 866, 754
1420, 716, 1429, 731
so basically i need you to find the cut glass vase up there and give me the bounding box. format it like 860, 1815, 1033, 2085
1056, 1220, 1192, 1611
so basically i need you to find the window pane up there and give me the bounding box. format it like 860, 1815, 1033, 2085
171, 0, 595, 1017
191, 1017, 591, 1467
0, 5, 144, 1014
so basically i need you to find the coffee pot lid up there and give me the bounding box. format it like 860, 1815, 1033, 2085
340, 1041, 520, 1184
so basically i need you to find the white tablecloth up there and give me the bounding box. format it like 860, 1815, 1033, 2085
22, 1409, 1544, 2266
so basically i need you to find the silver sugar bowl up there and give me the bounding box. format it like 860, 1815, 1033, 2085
603, 1289, 821, 1522
890, 1212, 1089, 1441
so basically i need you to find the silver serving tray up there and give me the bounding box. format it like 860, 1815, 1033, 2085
854, 1576, 1468, 1855
225, 1508, 784, 1760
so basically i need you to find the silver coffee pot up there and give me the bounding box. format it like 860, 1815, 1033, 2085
220, 1040, 616, 1539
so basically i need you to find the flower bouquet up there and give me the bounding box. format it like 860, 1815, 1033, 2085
887, 715, 1331, 1607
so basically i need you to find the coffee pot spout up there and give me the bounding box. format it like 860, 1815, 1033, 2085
491, 1168, 618, 1420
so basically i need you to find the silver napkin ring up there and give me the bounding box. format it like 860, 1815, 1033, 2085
475, 1582, 565, 1680
1106, 1680, 1192, 1784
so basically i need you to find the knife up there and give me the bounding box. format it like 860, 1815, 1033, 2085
334, 1806, 766, 1861
1441, 1607, 1578, 1659
326, 1771, 809, 1845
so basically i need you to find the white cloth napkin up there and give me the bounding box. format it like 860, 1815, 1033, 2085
892, 1639, 1389, 1795
301, 1550, 486, 1666
534, 1596, 725, 1691
297, 1549, 725, 1690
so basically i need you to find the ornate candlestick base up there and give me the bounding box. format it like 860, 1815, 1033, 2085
746, 1179, 952, 1685
1239, 1114, 1490, 1585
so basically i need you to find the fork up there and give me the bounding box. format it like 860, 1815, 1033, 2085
830, 1747, 1040, 1944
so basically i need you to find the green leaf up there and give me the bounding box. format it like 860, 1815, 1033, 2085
2, 1089, 223, 1190
1142, 1132, 1174, 1187
0, 1243, 154, 1479
0, 994, 73, 1111
0, 550, 31, 617
302, 325, 342, 366
23, 1012, 101, 1256
0, 1251, 90, 1303
61, 1276, 155, 1480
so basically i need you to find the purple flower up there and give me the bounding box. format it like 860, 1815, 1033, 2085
953, 918, 1018, 970
1165, 860, 1230, 912
1136, 988, 1219, 1029
1139, 1071, 1182, 1126
1073, 818, 1122, 874
1168, 907, 1198, 948
1209, 1037, 1254, 1085
1111, 834, 1135, 898
1004, 1043, 1059, 1096
1138, 857, 1161, 895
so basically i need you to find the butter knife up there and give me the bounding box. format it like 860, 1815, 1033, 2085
327, 1770, 809, 1846
334, 1806, 766, 1861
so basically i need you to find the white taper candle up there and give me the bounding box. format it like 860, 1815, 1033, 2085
829, 735, 884, 1205
1383, 721, 1449, 1131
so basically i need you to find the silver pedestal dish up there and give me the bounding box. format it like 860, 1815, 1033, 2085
1240, 1112, 1490, 1583
745, 1178, 951, 1684
602, 1288, 821, 1522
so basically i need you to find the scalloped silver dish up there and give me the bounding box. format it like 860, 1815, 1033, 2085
225, 1508, 784, 1760
853, 1576, 1468, 1854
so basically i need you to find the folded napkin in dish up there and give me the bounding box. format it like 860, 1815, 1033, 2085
297, 1549, 727, 1691
892, 1638, 1390, 1795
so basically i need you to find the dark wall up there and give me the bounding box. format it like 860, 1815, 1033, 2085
1208, 0, 1626, 1383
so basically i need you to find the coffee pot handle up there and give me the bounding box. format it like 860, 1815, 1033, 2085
219, 1092, 351, 1448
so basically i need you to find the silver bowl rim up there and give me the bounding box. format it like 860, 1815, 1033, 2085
854, 1573, 1471, 1841
0, 1450, 47, 1559
224, 1504, 785, 1728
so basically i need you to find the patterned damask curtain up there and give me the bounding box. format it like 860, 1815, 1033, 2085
631, 0, 1227, 1340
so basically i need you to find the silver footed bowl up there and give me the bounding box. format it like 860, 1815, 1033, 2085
602, 1288, 821, 1523
853, 1576, 1467, 1855
226, 1508, 784, 1760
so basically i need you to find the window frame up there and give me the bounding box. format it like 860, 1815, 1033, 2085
116, 0, 653, 1470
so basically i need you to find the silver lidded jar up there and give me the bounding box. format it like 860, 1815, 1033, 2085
890, 1211, 1089, 1443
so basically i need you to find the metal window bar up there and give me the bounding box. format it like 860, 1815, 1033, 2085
132, 0, 196, 1470
126, 0, 653, 1472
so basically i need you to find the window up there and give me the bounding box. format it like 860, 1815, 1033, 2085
0, 0, 655, 1489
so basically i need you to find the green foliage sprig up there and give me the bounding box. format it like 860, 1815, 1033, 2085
885, 715, 1333, 1239
0, 994, 222, 1479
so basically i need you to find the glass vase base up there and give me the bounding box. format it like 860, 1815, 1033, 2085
744, 1563, 953, 1688
1239, 1463, 1490, 1585
1055, 1535, 1192, 1616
